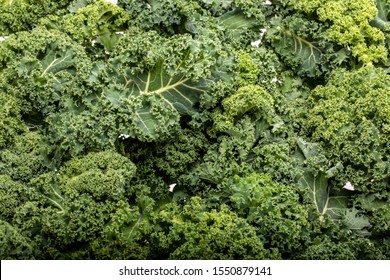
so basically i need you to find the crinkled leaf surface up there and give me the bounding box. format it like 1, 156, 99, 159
297, 138, 348, 220
129, 62, 208, 114
267, 18, 324, 77
100, 60, 210, 138
344, 208, 371, 236
298, 169, 348, 221
372, 0, 390, 67
278, 28, 321, 75
217, 9, 259, 36
39, 48, 76, 77
297, 138, 372, 233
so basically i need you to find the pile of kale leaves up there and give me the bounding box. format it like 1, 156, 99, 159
0, 0, 389, 259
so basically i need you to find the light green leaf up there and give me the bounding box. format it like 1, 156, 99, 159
372, 0, 390, 67
298, 170, 348, 221
39, 48, 76, 77
104, 89, 122, 107
96, 32, 122, 51
68, 0, 90, 13
217, 9, 258, 36
344, 208, 371, 236
297, 138, 348, 221
376, 0, 389, 20
372, 0, 390, 31
281, 28, 321, 76
297, 137, 322, 160
109, 61, 208, 115
202, 0, 233, 8
268, 17, 323, 77
355, 193, 389, 210
135, 106, 158, 136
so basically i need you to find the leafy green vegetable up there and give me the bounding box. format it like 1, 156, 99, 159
0, 0, 73, 35
0, 93, 24, 149
0, 0, 389, 260
152, 197, 280, 260
303, 67, 390, 193
223, 173, 311, 253
292, 0, 386, 64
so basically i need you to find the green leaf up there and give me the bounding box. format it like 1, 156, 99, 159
96, 32, 122, 51
297, 137, 322, 160
94, 59, 210, 140
372, 0, 390, 31
297, 137, 371, 233
108, 61, 208, 115
16, 44, 77, 86
68, 0, 90, 13
355, 193, 389, 210
298, 169, 348, 221
108, 195, 155, 242
267, 17, 324, 77
103, 59, 208, 118
297, 138, 348, 221
377, 0, 390, 20
134, 106, 159, 136
344, 208, 371, 236
39, 47, 76, 77
372, 0, 390, 68
279, 27, 321, 76
217, 9, 259, 37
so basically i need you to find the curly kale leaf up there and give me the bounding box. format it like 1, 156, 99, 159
117, 0, 265, 38
62, 0, 130, 44
152, 197, 280, 259
118, 0, 203, 33
124, 129, 208, 182
297, 138, 346, 219
43, 18, 234, 155
295, 235, 386, 260
291, 0, 386, 64
58, 150, 137, 200
298, 168, 349, 220
0, 219, 36, 260
179, 83, 300, 189
265, 0, 387, 78
0, 176, 28, 222
296, 138, 372, 236
266, 15, 332, 77
354, 192, 390, 237
0, 92, 25, 149
221, 173, 310, 253
0, 26, 91, 115
233, 47, 282, 92
303, 67, 390, 193
0, 132, 48, 182
371, 0, 390, 69
187, 116, 257, 186
57, 193, 156, 260
17, 150, 137, 248
0, 0, 73, 35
